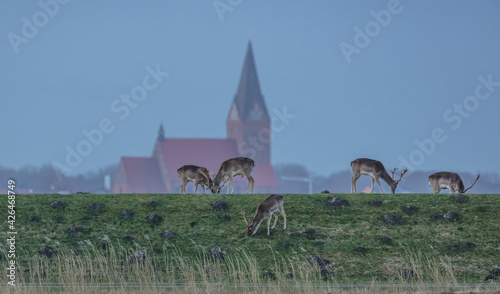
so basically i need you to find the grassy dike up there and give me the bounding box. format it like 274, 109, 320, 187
1, 193, 499, 290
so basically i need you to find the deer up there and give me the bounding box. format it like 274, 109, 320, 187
177, 165, 213, 194
428, 172, 480, 194
241, 194, 286, 236
351, 158, 408, 194
210, 157, 255, 194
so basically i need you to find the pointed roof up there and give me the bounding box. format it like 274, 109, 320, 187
157, 124, 165, 142
231, 41, 270, 121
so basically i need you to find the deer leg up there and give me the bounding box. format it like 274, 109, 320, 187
271, 213, 279, 229
185, 182, 188, 193
252, 219, 264, 236
375, 178, 384, 193
244, 174, 252, 193
351, 175, 359, 193
194, 181, 199, 194
279, 204, 287, 230
282, 211, 287, 230
267, 217, 272, 235
450, 187, 455, 194
202, 185, 206, 194
370, 177, 375, 193
246, 176, 254, 194
227, 177, 233, 194
277, 202, 287, 230
246, 176, 251, 194
181, 179, 187, 194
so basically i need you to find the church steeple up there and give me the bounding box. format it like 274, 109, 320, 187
227, 42, 271, 164
157, 123, 165, 142
230, 41, 270, 122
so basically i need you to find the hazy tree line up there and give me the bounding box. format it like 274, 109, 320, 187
0, 164, 117, 193
1, 162, 498, 194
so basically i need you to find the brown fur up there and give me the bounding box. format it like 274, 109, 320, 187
211, 157, 255, 194
177, 165, 213, 194
246, 194, 286, 236
429, 172, 479, 194
351, 158, 407, 194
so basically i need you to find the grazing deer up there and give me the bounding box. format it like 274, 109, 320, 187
351, 158, 408, 194
241, 194, 286, 236
210, 157, 255, 194
428, 172, 480, 194
177, 165, 213, 194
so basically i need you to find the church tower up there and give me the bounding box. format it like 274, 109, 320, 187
227, 42, 271, 164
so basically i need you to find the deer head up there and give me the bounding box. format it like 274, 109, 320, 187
390, 168, 408, 194
196, 168, 213, 190
240, 210, 253, 235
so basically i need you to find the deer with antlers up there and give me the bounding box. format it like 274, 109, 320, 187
428, 172, 480, 194
241, 194, 286, 236
210, 157, 255, 194
351, 158, 408, 194
177, 165, 213, 194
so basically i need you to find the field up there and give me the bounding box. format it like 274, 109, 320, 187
1, 193, 499, 293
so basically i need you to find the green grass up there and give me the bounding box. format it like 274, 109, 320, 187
1, 193, 499, 286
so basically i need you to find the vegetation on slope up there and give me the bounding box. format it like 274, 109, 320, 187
1, 193, 499, 284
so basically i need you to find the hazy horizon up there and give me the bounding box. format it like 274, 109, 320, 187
1, 1, 499, 178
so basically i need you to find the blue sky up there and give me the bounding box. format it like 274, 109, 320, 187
1, 1, 499, 177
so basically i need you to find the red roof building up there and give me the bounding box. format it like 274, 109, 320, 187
112, 42, 278, 193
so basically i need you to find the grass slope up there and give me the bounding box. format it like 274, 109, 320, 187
1, 193, 499, 283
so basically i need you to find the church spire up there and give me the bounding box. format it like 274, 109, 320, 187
157, 123, 165, 142
227, 42, 271, 164
231, 41, 269, 121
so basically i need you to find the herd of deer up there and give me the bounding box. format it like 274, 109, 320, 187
177, 157, 480, 236
176, 157, 256, 195
177, 157, 283, 236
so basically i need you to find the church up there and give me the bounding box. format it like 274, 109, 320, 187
112, 42, 278, 193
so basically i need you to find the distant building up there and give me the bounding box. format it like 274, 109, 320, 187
112, 42, 278, 193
